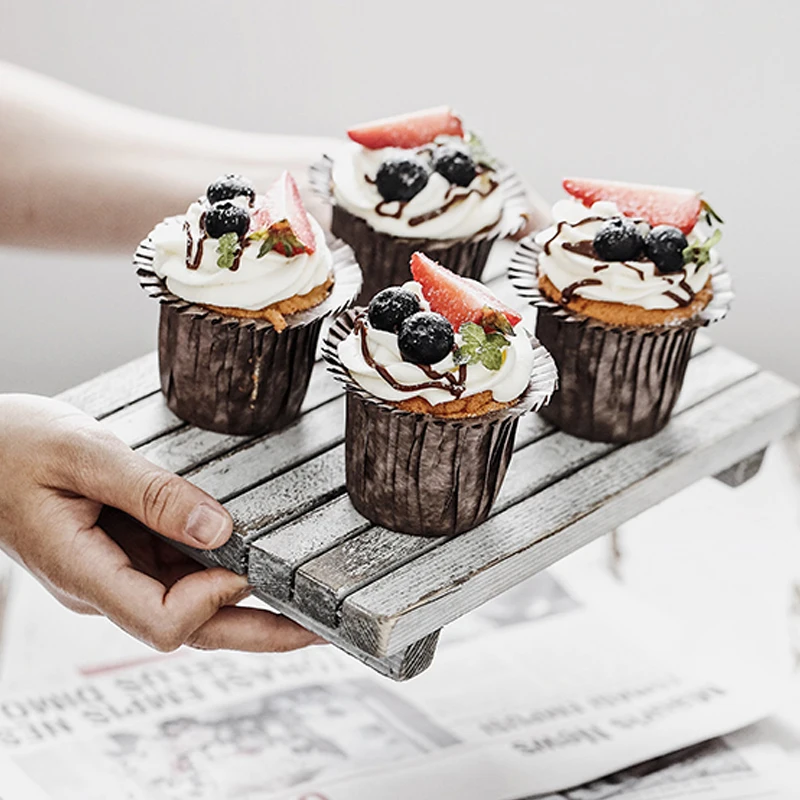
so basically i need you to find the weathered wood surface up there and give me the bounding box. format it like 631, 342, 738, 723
55, 272, 800, 679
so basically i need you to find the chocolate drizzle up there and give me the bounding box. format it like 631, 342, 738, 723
184, 216, 207, 270
367, 164, 499, 227
623, 263, 646, 281
184, 210, 247, 272
408, 179, 499, 227
547, 227, 702, 306
562, 240, 598, 259
355, 316, 466, 398
375, 201, 407, 219
542, 217, 606, 255
561, 279, 603, 305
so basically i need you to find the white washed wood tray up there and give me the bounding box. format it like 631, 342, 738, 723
57, 270, 800, 680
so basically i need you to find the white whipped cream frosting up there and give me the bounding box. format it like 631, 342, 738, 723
533, 199, 719, 310
150, 197, 333, 310
331, 139, 504, 240
338, 282, 534, 406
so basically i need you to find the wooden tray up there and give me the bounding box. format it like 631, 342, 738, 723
58, 270, 800, 680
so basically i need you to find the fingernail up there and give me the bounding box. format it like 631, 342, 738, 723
185, 502, 230, 548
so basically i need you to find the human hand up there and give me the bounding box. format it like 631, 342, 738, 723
0, 394, 322, 653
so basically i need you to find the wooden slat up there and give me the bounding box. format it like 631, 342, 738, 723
251, 590, 440, 681
188, 395, 345, 503
248, 410, 552, 599
57, 352, 159, 419
247, 336, 716, 600
155, 533, 440, 680
102, 393, 184, 449
338, 370, 800, 657
289, 344, 757, 626
136, 364, 341, 473
204, 446, 347, 572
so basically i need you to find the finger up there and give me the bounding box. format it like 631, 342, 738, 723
58, 425, 232, 550
67, 524, 250, 651
186, 606, 325, 653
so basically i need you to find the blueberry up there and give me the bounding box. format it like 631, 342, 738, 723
206, 174, 255, 205
432, 146, 477, 187
203, 201, 251, 239
592, 217, 644, 262
398, 312, 454, 365
368, 287, 421, 333
644, 225, 689, 273
375, 157, 429, 202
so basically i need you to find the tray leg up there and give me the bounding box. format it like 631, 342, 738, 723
251, 588, 440, 681
712, 447, 767, 487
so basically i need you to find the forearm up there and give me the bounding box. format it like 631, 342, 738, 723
0, 62, 338, 252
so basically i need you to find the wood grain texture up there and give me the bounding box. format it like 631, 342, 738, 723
157, 536, 440, 680
205, 446, 347, 573
339, 370, 800, 657
138, 364, 341, 475
289, 344, 757, 626
57, 352, 159, 419
51, 281, 797, 680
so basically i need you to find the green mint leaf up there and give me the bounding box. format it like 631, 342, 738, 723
453, 348, 470, 366
460, 322, 486, 348
486, 332, 511, 348
258, 238, 276, 259
464, 130, 497, 169
455, 323, 510, 372
480, 347, 504, 371
701, 199, 725, 226
216, 232, 240, 269
682, 228, 722, 267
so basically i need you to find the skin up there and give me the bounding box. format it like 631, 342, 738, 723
0, 61, 549, 654
0, 395, 324, 652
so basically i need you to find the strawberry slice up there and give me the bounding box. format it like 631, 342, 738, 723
562, 177, 703, 234
410, 252, 522, 334
347, 106, 464, 150
251, 171, 316, 256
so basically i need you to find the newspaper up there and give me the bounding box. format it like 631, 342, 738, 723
0, 566, 791, 800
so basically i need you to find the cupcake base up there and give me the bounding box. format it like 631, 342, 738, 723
331, 205, 496, 305
323, 309, 557, 537
344, 391, 520, 537
535, 306, 697, 443
509, 237, 734, 445
135, 228, 362, 436
158, 303, 324, 436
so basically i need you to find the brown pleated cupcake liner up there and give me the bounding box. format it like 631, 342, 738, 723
322, 310, 557, 536
134, 229, 362, 435
507, 237, 734, 443
310, 155, 528, 304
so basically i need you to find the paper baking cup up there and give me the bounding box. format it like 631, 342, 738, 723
134, 229, 362, 435
508, 237, 734, 443
322, 310, 557, 536
310, 155, 528, 304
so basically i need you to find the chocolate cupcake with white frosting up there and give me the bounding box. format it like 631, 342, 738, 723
510, 177, 733, 443
324, 252, 556, 537
134, 171, 361, 435
311, 106, 527, 304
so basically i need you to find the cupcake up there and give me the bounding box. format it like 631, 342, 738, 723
323, 252, 556, 537
311, 106, 527, 304
509, 177, 733, 444
134, 171, 361, 435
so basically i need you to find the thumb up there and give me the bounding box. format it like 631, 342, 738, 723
59, 425, 233, 550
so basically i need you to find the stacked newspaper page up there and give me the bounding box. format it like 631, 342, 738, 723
0, 561, 795, 799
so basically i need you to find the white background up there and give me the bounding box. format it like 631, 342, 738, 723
0, 0, 798, 394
